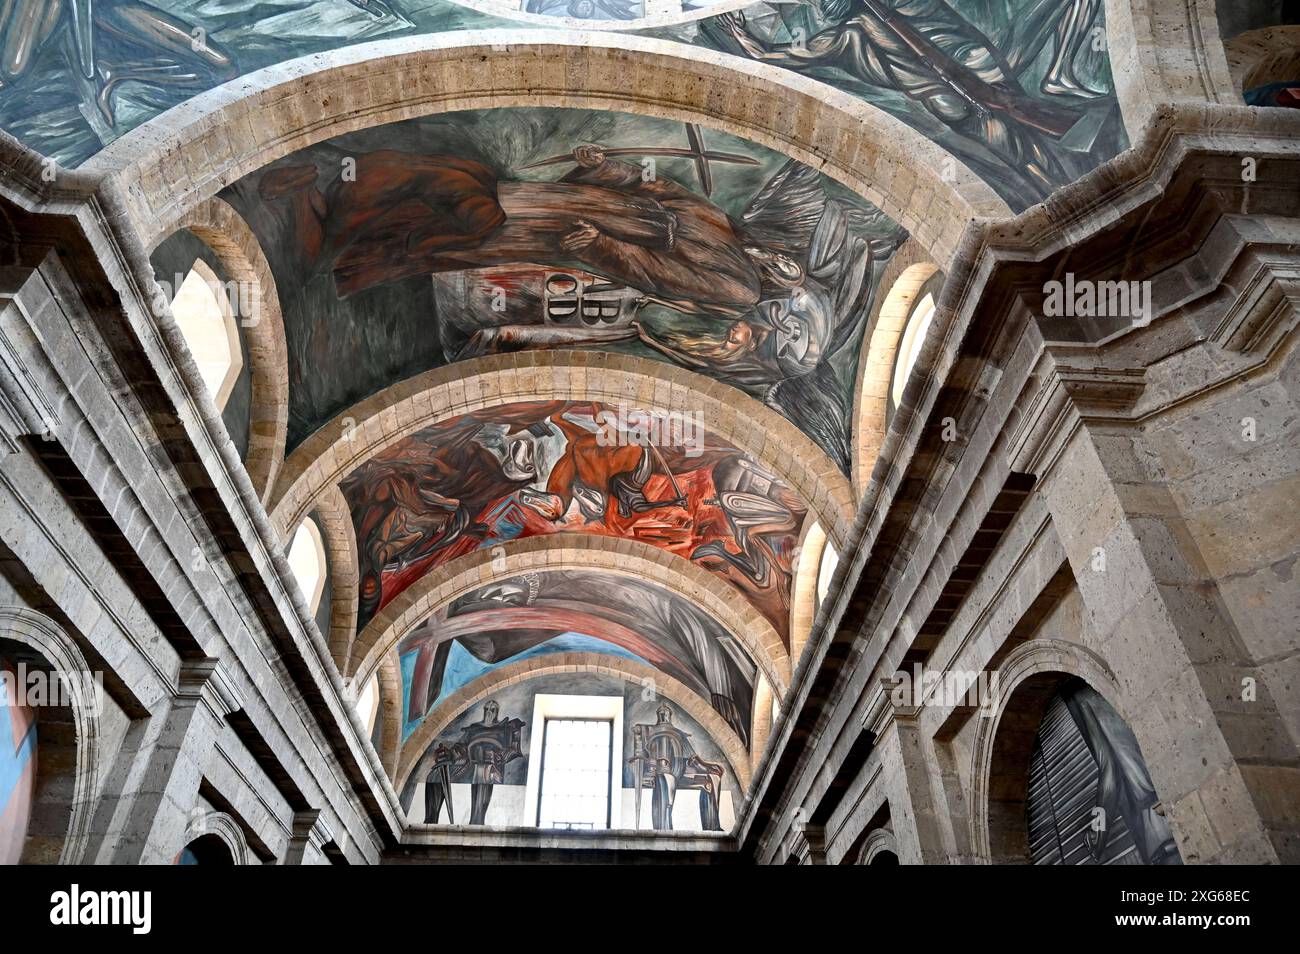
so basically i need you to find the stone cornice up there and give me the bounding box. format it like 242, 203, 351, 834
736, 103, 1300, 856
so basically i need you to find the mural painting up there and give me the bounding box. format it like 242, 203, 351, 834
0, 658, 37, 865
681, 0, 1127, 210
341, 400, 805, 643
1026, 678, 1182, 865
400, 671, 738, 830
398, 569, 758, 745
0, 0, 510, 164
422, 699, 527, 825
0, 0, 1126, 213
629, 701, 725, 831
225, 108, 905, 472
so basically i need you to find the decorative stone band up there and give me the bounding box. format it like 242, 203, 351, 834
310, 484, 361, 672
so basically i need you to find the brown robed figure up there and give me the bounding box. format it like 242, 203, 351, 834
258, 145, 804, 318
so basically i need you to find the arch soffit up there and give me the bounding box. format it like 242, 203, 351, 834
167, 196, 290, 505
86, 31, 1009, 271
349, 532, 791, 701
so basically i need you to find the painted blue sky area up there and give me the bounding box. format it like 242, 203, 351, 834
1, 684, 37, 815
401, 633, 651, 740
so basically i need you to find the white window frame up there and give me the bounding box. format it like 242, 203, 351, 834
891, 291, 937, 409
523, 694, 623, 830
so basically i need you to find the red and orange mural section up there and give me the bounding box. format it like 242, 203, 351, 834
341, 401, 805, 644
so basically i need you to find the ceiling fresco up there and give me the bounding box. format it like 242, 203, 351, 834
217, 107, 904, 472
1, 1, 1132, 211
399, 671, 740, 830
340, 399, 806, 641
674, 0, 1127, 210
397, 568, 759, 745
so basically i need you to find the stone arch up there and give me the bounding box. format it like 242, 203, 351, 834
788, 515, 828, 672
969, 638, 1134, 864
0, 606, 100, 865
307, 484, 360, 672
375, 651, 403, 780
349, 532, 789, 699
180, 810, 251, 865
441, 0, 757, 30
266, 352, 856, 553
86, 32, 1008, 269
166, 197, 289, 505
1225, 25, 1300, 97
853, 250, 941, 497
858, 827, 900, 865
395, 652, 751, 793
1104, 0, 1237, 138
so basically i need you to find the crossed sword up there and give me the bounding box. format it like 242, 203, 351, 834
524, 123, 757, 195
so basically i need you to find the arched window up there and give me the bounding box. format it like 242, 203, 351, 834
172, 259, 242, 411
176, 833, 235, 865
287, 518, 328, 617
355, 673, 379, 738
815, 542, 840, 610
890, 290, 937, 410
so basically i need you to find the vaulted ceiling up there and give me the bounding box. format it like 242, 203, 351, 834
2, 0, 1286, 833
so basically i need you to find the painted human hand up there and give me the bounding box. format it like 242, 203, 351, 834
572, 144, 607, 168
561, 219, 601, 252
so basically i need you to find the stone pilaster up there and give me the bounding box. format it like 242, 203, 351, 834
284, 810, 335, 866
864, 685, 946, 865
1016, 355, 1299, 863
89, 659, 242, 864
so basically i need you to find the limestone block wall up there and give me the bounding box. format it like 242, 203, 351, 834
747, 104, 1300, 866
0, 153, 397, 864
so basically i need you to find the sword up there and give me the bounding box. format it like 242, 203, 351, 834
523, 147, 758, 169
858, 0, 1082, 138
523, 123, 760, 195
438, 762, 454, 825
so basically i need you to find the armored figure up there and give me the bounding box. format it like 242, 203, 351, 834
423, 700, 525, 826
629, 703, 725, 831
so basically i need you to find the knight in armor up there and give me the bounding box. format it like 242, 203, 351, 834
451, 700, 526, 826
629, 703, 726, 831
693, 457, 801, 599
